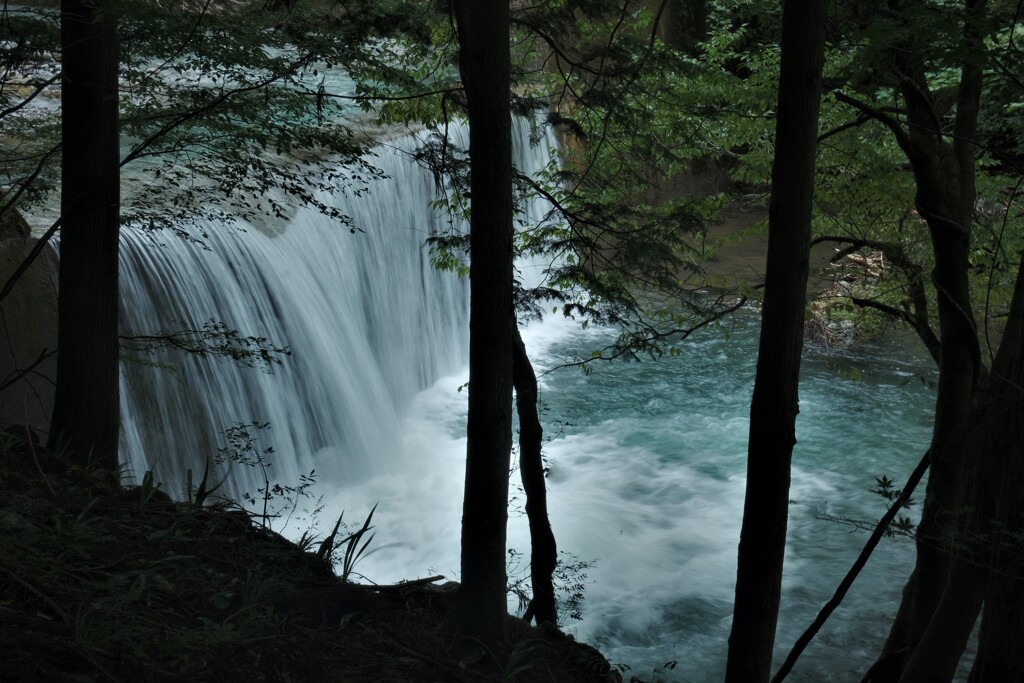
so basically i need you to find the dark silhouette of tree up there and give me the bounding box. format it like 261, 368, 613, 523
883, 0, 986, 668
796, 1, 1024, 679
47, 0, 120, 469
513, 326, 557, 626
725, 0, 826, 680
968, 256, 1024, 682
445, 0, 516, 665
837, 2, 992, 679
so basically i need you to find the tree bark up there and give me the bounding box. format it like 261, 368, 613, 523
967, 258, 1024, 683
446, 0, 516, 665
47, 0, 120, 471
648, 0, 707, 55
513, 326, 557, 626
867, 3, 988, 678
899, 256, 1022, 683
724, 1, 825, 681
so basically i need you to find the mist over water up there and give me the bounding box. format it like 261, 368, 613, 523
118, 121, 942, 681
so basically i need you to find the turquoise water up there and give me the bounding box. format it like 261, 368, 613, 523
321, 310, 940, 682
113, 112, 945, 680
523, 312, 937, 681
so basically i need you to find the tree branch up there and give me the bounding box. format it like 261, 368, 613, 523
0, 347, 55, 394
816, 114, 870, 143
850, 296, 941, 364
545, 294, 747, 374
833, 91, 915, 157
1, 56, 317, 305
772, 450, 931, 683
0, 72, 60, 119
812, 235, 940, 364
0, 142, 61, 222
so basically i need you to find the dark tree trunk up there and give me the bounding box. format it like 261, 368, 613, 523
658, 0, 707, 55
724, 1, 825, 681
513, 326, 557, 626
446, 0, 515, 665
47, 0, 120, 470
866, 3, 988, 678
968, 414, 1024, 683
900, 258, 1022, 683
967, 259, 1024, 683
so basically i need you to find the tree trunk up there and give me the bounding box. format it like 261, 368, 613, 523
513, 326, 557, 626
900, 256, 1023, 683
967, 259, 1024, 683
658, 0, 707, 55
47, 0, 120, 471
868, 3, 988, 677
968, 402, 1024, 683
446, 0, 516, 666
724, 1, 825, 681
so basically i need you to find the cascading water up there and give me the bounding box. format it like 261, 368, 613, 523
117, 117, 949, 681
118, 122, 501, 496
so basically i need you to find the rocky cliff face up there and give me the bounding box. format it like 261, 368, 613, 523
0, 207, 57, 436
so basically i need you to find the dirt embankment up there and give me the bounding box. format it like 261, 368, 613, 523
0, 433, 622, 683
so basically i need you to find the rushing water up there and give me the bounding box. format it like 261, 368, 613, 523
331, 313, 940, 682
117, 121, 944, 681
516, 319, 938, 681
118, 126, 477, 495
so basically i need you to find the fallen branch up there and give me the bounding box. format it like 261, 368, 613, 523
368, 575, 446, 591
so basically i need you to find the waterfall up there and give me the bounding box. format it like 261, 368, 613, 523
118, 120, 558, 498
112, 116, 947, 682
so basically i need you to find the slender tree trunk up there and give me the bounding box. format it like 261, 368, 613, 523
513, 326, 557, 626
968, 407, 1024, 683
894, 158, 981, 666
446, 0, 515, 665
724, 1, 825, 681
47, 0, 120, 470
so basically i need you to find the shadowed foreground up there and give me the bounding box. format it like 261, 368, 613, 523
0, 430, 619, 683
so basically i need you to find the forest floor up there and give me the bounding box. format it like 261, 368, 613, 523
0, 430, 622, 683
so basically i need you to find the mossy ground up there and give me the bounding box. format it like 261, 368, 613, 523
0, 431, 619, 683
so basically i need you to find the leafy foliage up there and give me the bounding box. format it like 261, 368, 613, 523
214, 421, 319, 530
0, 4, 60, 218
508, 547, 594, 624
1, 0, 443, 235
394, 2, 763, 367
120, 319, 291, 372
871, 474, 917, 536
